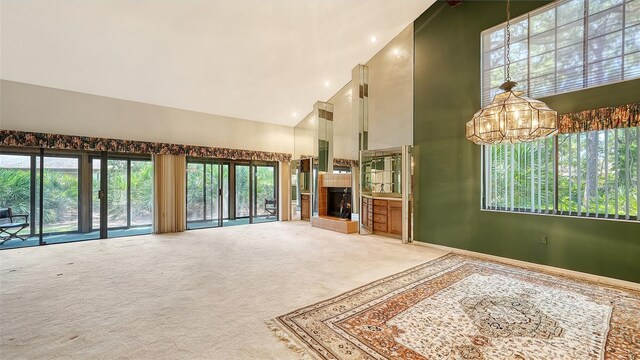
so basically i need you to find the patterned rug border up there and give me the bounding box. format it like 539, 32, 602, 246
447, 252, 640, 294
266, 318, 317, 360
266, 253, 456, 360
267, 252, 640, 359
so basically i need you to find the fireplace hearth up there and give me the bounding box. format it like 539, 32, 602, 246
312, 173, 357, 233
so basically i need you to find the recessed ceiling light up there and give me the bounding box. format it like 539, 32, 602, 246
324, 80, 330, 87
370, 36, 377, 43
292, 112, 298, 117
393, 48, 400, 55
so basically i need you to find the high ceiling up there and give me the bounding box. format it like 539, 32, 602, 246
0, 0, 434, 126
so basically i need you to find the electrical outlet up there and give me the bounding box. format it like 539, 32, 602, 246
540, 235, 548, 245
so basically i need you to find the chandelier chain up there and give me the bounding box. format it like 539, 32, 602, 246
505, 0, 511, 81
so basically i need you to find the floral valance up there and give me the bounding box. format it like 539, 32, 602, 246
334, 158, 359, 168
298, 155, 359, 168
0, 130, 292, 162
558, 102, 640, 134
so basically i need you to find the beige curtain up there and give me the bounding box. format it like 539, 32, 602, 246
153, 154, 186, 234
279, 161, 291, 221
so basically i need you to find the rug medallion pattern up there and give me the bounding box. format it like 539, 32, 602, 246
271, 254, 640, 359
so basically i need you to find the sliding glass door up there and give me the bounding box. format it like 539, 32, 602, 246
40, 155, 85, 244
186, 160, 229, 230
252, 164, 277, 223
0, 153, 38, 248
186, 159, 278, 229
105, 156, 153, 238
1, 148, 153, 250
235, 164, 251, 221
1, 150, 102, 248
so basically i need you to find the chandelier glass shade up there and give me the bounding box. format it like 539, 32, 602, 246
466, 82, 558, 145
466, 0, 558, 145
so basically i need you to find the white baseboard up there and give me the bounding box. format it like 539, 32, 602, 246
410, 241, 640, 291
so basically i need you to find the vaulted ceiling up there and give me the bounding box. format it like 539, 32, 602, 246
0, 0, 435, 126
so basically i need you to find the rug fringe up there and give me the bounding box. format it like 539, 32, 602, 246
265, 319, 314, 360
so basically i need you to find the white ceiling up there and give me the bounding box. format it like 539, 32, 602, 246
0, 0, 434, 126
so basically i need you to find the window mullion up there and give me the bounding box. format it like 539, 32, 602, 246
538, 141, 542, 212
493, 145, 497, 209
568, 135, 573, 215
510, 143, 515, 211
625, 128, 630, 219
586, 133, 590, 217
604, 130, 609, 217
489, 146, 493, 208
637, 127, 640, 220
545, 139, 549, 212
577, 133, 582, 216
554, 136, 559, 214
509, 144, 521, 209
531, 142, 535, 212
595, 133, 600, 218
614, 128, 619, 219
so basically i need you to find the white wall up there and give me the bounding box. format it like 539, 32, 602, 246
366, 23, 413, 149
0, 80, 294, 154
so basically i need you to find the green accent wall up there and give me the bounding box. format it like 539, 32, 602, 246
413, 1, 640, 283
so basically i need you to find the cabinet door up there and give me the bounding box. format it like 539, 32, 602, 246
301, 195, 310, 220
389, 206, 402, 235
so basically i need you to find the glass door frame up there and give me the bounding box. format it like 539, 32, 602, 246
185, 158, 279, 228
186, 157, 228, 229
233, 161, 252, 224
40, 150, 83, 242
92, 152, 154, 239
251, 161, 279, 223
1, 147, 153, 249
0, 147, 100, 247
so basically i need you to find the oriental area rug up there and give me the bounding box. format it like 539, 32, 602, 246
267, 254, 640, 360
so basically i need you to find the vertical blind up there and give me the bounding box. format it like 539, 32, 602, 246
557, 127, 639, 219
484, 127, 639, 220
483, 138, 556, 213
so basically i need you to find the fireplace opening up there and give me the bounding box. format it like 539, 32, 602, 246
327, 187, 352, 218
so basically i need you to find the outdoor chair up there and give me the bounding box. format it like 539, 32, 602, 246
265, 199, 277, 218
0, 208, 29, 245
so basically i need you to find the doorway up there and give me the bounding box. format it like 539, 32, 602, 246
186, 160, 229, 230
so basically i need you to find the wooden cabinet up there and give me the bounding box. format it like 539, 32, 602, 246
388, 201, 402, 235
373, 214, 387, 223
362, 196, 402, 238
373, 206, 387, 214
301, 194, 310, 221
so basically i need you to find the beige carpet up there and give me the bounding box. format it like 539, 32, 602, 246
0, 221, 447, 359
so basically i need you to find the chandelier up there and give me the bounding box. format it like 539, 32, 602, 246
466, 0, 557, 145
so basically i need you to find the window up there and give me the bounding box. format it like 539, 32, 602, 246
557, 128, 638, 219
484, 127, 639, 220
482, 0, 640, 106
483, 139, 556, 213
481, 0, 639, 221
